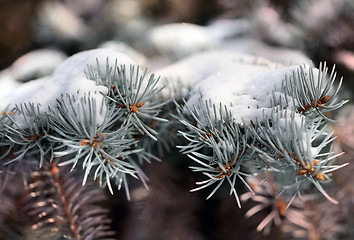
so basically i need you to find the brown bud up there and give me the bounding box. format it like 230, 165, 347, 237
315, 172, 325, 181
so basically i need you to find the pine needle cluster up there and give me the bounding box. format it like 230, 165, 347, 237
175, 62, 348, 209
0, 60, 171, 238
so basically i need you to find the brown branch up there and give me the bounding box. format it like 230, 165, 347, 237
118, 102, 145, 113
79, 133, 107, 149
298, 95, 331, 113
22, 132, 46, 143
216, 148, 247, 179
50, 162, 80, 240
306, 201, 320, 240
279, 151, 324, 181
0, 175, 32, 235
0, 112, 16, 116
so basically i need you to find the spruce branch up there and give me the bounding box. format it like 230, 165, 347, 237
0, 103, 53, 168
48, 93, 139, 194
86, 61, 169, 141
22, 161, 115, 240
0, 160, 38, 239
249, 109, 347, 204
282, 63, 348, 121
241, 177, 307, 235
176, 100, 255, 207
84, 60, 173, 198
0, 44, 351, 239
176, 99, 234, 154
175, 61, 349, 208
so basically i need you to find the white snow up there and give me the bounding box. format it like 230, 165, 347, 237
146, 20, 309, 65
0, 72, 21, 96
8, 49, 67, 82
98, 41, 149, 68
206, 19, 251, 39
0, 49, 139, 127
155, 50, 312, 126
37, 1, 87, 41
148, 23, 219, 60
155, 50, 278, 97
0, 47, 316, 135
0, 49, 66, 96
146, 19, 309, 67
252, 6, 302, 48
222, 37, 311, 65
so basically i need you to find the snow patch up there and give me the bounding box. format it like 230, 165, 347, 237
0, 49, 139, 127
156, 50, 310, 125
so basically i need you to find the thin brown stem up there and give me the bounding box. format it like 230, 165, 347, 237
0, 112, 16, 116
306, 201, 320, 240
50, 162, 80, 240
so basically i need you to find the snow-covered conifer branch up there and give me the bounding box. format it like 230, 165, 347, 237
47, 94, 139, 194
282, 63, 348, 121
86, 62, 169, 141
249, 109, 347, 204
0, 50, 171, 198
0, 103, 52, 168
170, 51, 348, 205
